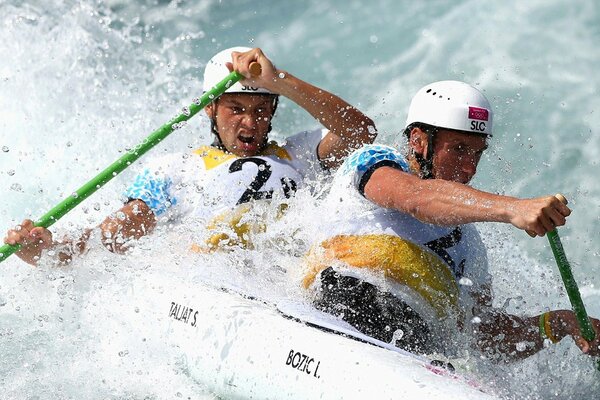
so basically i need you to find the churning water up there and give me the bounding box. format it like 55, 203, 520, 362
1, 0, 599, 398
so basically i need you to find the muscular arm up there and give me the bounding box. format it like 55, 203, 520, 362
363, 166, 571, 236
273, 73, 376, 169
232, 48, 377, 169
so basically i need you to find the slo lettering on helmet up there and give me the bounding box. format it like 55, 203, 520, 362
202, 46, 279, 140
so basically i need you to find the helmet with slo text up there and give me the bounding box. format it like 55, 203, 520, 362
404, 81, 493, 179
405, 80, 493, 137
202, 46, 275, 95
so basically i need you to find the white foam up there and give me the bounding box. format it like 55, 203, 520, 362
1, 0, 599, 398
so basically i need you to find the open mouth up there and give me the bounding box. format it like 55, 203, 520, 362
238, 135, 254, 144
236, 133, 261, 153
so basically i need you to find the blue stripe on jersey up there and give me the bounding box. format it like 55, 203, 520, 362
342, 145, 409, 178
123, 169, 177, 216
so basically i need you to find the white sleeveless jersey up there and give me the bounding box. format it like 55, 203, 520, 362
321, 144, 492, 315
124, 129, 326, 223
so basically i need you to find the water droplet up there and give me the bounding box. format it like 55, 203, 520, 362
369, 35, 378, 44
116, 211, 126, 221
182, 106, 190, 116
66, 141, 72, 147
471, 316, 481, 324
10, 183, 22, 192
118, 350, 129, 357
7, 170, 15, 176
1, 146, 8, 152
193, 97, 201, 105
93, 203, 101, 211
208, 94, 215, 99
278, 72, 286, 79
391, 328, 404, 342
458, 277, 473, 286
71, 192, 78, 198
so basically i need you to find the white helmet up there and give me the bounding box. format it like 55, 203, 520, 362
405, 80, 493, 136
202, 46, 274, 95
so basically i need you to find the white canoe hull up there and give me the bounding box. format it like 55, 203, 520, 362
148, 278, 499, 400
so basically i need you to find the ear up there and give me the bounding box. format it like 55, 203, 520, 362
205, 103, 215, 119
409, 127, 429, 157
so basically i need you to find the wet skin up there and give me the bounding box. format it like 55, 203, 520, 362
430, 129, 488, 184
205, 93, 276, 157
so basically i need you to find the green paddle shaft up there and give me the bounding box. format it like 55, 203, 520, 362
547, 229, 596, 341
0, 65, 259, 264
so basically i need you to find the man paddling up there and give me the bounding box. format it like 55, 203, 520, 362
5, 46, 375, 264
304, 80, 600, 359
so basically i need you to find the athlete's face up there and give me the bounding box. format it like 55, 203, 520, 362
431, 130, 488, 184
206, 94, 276, 157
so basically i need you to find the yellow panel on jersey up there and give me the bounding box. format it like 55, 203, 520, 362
193, 142, 292, 170
190, 202, 290, 253
193, 146, 237, 170
206, 203, 263, 250
303, 234, 460, 318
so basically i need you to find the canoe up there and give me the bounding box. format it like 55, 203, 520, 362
148, 276, 500, 399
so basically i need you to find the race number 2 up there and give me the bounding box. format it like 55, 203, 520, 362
229, 158, 298, 205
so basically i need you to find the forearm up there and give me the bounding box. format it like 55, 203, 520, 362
402, 179, 514, 225
274, 71, 376, 167
99, 199, 156, 253
366, 167, 515, 226
476, 311, 543, 361
476, 309, 597, 361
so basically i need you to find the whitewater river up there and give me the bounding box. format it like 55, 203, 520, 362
1, 0, 599, 398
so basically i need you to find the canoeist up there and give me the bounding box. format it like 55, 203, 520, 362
5, 46, 376, 263
305, 80, 600, 360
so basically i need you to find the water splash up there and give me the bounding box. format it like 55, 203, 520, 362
1, 0, 599, 399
